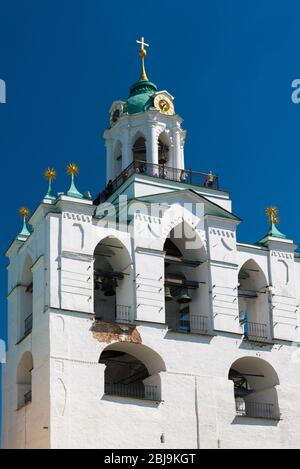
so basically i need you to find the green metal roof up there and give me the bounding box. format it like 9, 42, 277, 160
123, 79, 157, 115
256, 221, 287, 246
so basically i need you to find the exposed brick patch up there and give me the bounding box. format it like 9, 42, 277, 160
91, 321, 142, 344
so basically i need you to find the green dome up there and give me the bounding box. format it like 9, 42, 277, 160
123, 79, 157, 115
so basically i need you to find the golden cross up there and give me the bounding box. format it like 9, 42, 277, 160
136, 37, 149, 53
136, 37, 149, 80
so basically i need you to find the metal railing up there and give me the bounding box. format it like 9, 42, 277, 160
244, 321, 268, 342
190, 315, 209, 334
175, 315, 209, 334
94, 161, 219, 204
115, 305, 131, 323
177, 316, 190, 333
235, 398, 277, 420
24, 390, 32, 405
105, 382, 159, 401
24, 314, 33, 336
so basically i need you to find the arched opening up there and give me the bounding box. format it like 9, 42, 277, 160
94, 236, 132, 323
158, 132, 170, 165
99, 343, 165, 401
20, 256, 33, 339
238, 260, 270, 341
132, 135, 146, 171
17, 351, 33, 408
163, 222, 209, 334
228, 357, 280, 420
114, 140, 122, 178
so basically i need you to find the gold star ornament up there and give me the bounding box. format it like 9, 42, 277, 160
266, 206, 279, 224
19, 207, 30, 218
67, 163, 80, 176
44, 167, 57, 181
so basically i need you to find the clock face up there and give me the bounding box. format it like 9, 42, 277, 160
154, 93, 174, 115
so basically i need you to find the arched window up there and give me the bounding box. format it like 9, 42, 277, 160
20, 256, 33, 339
132, 136, 146, 167
99, 343, 165, 401
163, 222, 208, 334
94, 236, 132, 323
17, 352, 33, 409
228, 357, 280, 420
238, 260, 269, 341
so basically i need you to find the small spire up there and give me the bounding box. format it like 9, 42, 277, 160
257, 206, 286, 245
265, 206, 286, 238
136, 36, 149, 81
44, 167, 56, 199
18, 207, 30, 239
66, 163, 83, 199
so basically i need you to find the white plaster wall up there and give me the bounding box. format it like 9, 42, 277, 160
47, 312, 300, 449
4, 196, 300, 449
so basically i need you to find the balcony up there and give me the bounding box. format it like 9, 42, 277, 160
235, 398, 278, 420
115, 305, 132, 324
190, 315, 209, 334
172, 314, 209, 335
105, 382, 159, 401
243, 321, 269, 343
94, 161, 220, 204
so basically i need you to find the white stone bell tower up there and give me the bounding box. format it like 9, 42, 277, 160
104, 38, 186, 183
3, 37, 300, 451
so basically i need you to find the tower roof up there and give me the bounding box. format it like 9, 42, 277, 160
123, 79, 157, 114
123, 36, 158, 115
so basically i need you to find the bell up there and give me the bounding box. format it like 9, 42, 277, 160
94, 275, 102, 291
165, 287, 173, 302
176, 288, 192, 304
159, 155, 168, 165
158, 143, 168, 164
102, 278, 117, 297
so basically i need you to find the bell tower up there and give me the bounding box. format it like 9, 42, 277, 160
104, 37, 186, 183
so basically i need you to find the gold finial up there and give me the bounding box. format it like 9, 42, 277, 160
266, 206, 280, 224
44, 167, 56, 181
66, 163, 80, 176
136, 36, 149, 81
44, 167, 56, 199
19, 207, 30, 218
66, 163, 83, 199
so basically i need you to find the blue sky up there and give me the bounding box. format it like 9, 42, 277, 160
1, 0, 300, 437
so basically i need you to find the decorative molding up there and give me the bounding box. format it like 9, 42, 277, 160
209, 228, 235, 238
61, 251, 94, 262
270, 250, 294, 259
63, 212, 92, 223
209, 259, 238, 269
220, 238, 234, 251
135, 246, 165, 257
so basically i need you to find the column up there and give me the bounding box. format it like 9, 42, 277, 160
147, 123, 158, 175
121, 127, 131, 170
172, 128, 182, 170
105, 138, 114, 182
